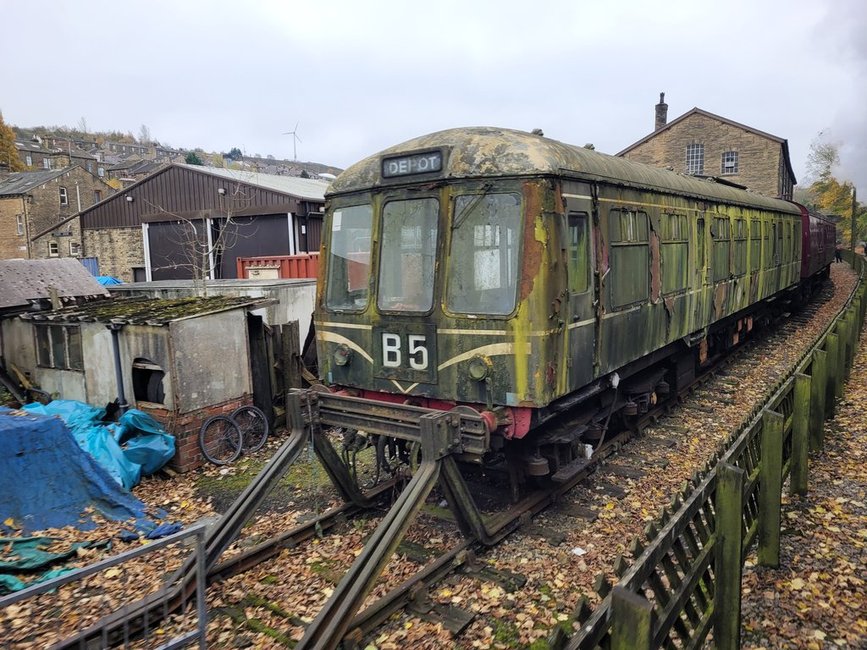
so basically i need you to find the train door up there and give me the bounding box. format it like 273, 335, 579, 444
563, 183, 596, 387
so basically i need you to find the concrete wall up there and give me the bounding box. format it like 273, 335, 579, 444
115, 324, 175, 410
110, 278, 317, 347
0, 318, 38, 382
1, 319, 87, 401
170, 309, 251, 412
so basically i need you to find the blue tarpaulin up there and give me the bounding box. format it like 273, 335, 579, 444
0, 410, 151, 533
95, 276, 122, 285
21, 401, 175, 489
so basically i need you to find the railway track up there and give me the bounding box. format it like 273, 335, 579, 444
52, 268, 853, 649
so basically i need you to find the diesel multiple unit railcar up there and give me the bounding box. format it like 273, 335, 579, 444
314, 127, 835, 483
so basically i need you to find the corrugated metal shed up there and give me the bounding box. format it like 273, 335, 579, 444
79, 164, 329, 230
0, 258, 109, 311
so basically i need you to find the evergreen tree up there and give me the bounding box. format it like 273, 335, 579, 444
185, 151, 204, 165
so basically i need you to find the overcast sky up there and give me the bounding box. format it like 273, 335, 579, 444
1, 0, 864, 195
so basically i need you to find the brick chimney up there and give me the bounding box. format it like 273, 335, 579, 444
655, 92, 668, 130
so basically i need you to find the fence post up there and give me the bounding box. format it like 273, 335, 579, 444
791, 374, 810, 496
809, 349, 827, 451
282, 320, 302, 390
843, 311, 854, 378
836, 324, 846, 399
825, 333, 839, 418
758, 410, 784, 567
611, 586, 654, 650
715, 462, 745, 650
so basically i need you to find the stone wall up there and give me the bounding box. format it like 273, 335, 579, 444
0, 197, 28, 259
621, 113, 790, 199
26, 167, 115, 260
82, 227, 145, 281
140, 394, 252, 472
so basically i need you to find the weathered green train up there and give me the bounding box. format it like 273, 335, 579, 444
315, 127, 834, 481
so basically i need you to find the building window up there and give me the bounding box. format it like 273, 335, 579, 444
69, 241, 82, 257
132, 357, 166, 404
93, 189, 102, 203
721, 151, 739, 175
35, 324, 83, 371
25, 154, 32, 166
685, 144, 704, 175
17, 214, 24, 236
87, 162, 94, 172
43, 158, 52, 169
48, 241, 59, 257
59, 187, 68, 205
97, 167, 105, 177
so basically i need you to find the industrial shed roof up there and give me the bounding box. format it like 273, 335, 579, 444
176, 164, 330, 201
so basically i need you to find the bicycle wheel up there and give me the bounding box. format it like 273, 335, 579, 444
199, 415, 243, 465
231, 405, 270, 452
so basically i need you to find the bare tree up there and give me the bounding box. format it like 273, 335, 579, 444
138, 124, 152, 145
143, 181, 260, 295
77, 116, 88, 134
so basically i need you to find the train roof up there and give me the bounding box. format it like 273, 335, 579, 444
328, 126, 800, 215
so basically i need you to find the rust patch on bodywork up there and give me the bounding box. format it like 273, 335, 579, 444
649, 230, 661, 302
518, 182, 545, 302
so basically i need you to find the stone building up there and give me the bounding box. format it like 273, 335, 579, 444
15, 137, 105, 178
0, 166, 116, 261
617, 94, 796, 200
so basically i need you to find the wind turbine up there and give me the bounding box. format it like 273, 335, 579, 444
283, 122, 302, 161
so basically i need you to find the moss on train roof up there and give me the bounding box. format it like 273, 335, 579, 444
22, 295, 265, 325
328, 126, 800, 214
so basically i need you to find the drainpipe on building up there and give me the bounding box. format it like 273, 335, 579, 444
107, 323, 130, 415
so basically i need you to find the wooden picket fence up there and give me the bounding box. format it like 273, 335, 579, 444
557, 254, 866, 650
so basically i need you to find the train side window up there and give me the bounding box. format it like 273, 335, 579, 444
660, 213, 688, 294
608, 209, 649, 308
733, 218, 746, 276
696, 217, 706, 270
447, 193, 522, 315
567, 212, 590, 294
749, 218, 761, 273
711, 216, 731, 282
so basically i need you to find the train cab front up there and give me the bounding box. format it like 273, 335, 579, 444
313, 143, 553, 460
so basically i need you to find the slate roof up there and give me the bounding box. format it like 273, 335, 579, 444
0, 168, 72, 196
20, 295, 272, 325
0, 258, 109, 311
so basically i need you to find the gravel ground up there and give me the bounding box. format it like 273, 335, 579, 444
1, 264, 862, 649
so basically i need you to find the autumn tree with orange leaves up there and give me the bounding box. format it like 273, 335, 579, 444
0, 112, 25, 172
